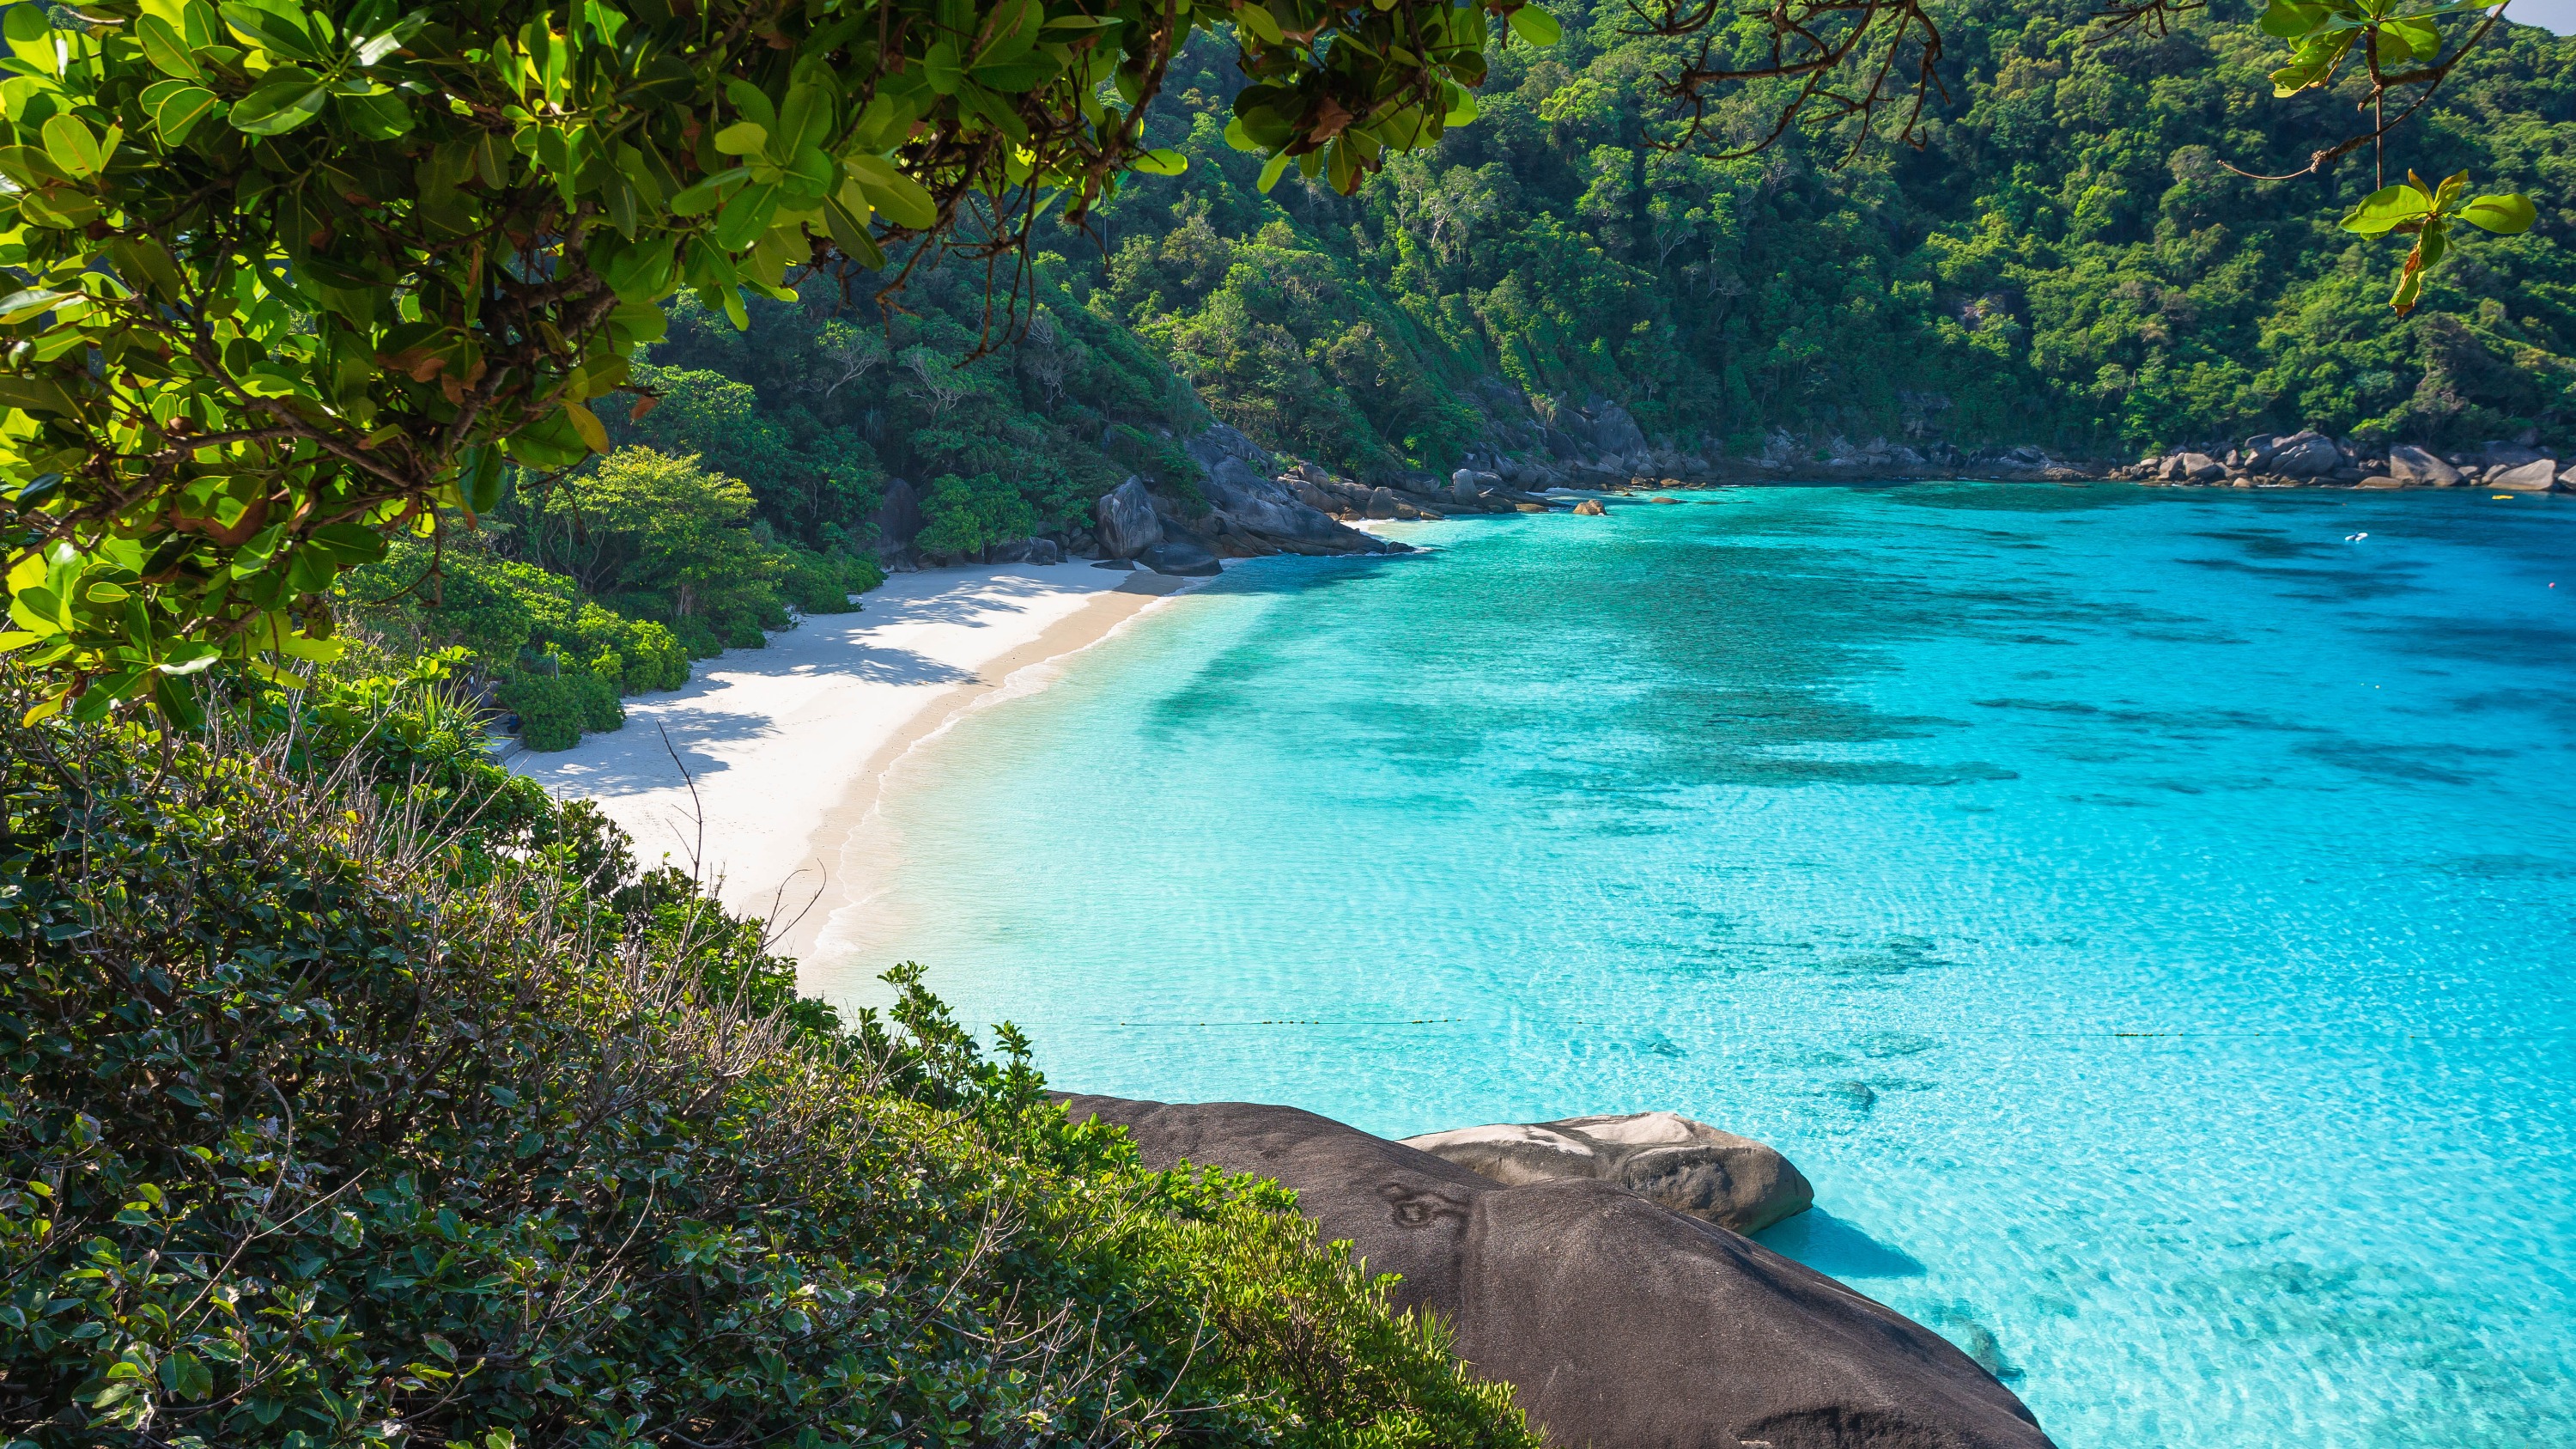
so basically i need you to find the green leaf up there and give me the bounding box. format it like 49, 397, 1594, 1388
143, 80, 224, 146
2258, 0, 2330, 37
1237, 3, 1286, 45
137, 15, 204, 78
2458, 192, 2536, 234
333, 87, 412, 140
823, 195, 887, 267
2391, 254, 2425, 314
2269, 33, 2352, 95
218, 1, 324, 61
2377, 15, 2439, 60
924, 41, 962, 94
39, 114, 104, 178
228, 75, 329, 135
712, 181, 782, 250
723, 78, 778, 131
1224, 117, 1261, 152
670, 166, 747, 217
561, 399, 608, 453
1507, 5, 1561, 46
1257, 149, 1291, 192
714, 120, 768, 155
1131, 147, 1188, 177
2337, 183, 2431, 235
0, 287, 79, 322
2416, 216, 2449, 271
3, 2, 54, 71
846, 154, 939, 228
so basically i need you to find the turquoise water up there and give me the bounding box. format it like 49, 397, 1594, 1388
816, 484, 2576, 1448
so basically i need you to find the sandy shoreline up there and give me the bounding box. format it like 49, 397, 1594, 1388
507, 562, 1200, 965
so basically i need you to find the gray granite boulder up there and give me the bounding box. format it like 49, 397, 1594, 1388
1196, 467, 1378, 551
871, 477, 925, 553
1403, 1111, 1815, 1233
2172, 452, 2223, 484
1061, 1095, 2052, 1449
2386, 444, 2463, 487
987, 537, 1064, 565
1137, 537, 1221, 576
1095, 476, 1162, 558
2489, 459, 2560, 492
2266, 431, 2342, 478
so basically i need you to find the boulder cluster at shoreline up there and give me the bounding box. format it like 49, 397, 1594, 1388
871, 410, 2576, 572
2112, 429, 2573, 492
860, 414, 2565, 577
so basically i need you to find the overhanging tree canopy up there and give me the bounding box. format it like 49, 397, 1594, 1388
0, 0, 1513, 721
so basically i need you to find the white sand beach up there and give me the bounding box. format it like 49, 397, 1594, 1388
508, 561, 1194, 961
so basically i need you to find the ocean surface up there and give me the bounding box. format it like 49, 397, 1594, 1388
814, 483, 2576, 1448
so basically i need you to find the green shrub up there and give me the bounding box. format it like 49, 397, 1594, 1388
343, 543, 691, 701
915, 471, 1041, 557
497, 670, 583, 751
781, 546, 884, 614
568, 668, 623, 733
671, 616, 727, 660
0, 696, 1538, 1449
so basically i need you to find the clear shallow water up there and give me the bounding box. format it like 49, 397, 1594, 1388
817, 484, 2576, 1448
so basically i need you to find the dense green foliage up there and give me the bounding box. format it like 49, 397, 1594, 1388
335, 445, 884, 751
627, 277, 1218, 557
1051, 2, 2572, 476
0, 682, 1540, 1448
0, 0, 1525, 719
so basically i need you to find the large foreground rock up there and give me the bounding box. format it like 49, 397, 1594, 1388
1062, 1095, 2052, 1449
1095, 476, 1162, 558
1403, 1111, 1815, 1233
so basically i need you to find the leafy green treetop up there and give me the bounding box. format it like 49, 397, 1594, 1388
0, 0, 1522, 723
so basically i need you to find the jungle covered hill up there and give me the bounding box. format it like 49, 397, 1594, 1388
1048, 0, 2576, 478
611, 0, 2576, 508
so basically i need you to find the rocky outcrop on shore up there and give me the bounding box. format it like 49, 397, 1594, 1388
882, 410, 2565, 573
1062, 1094, 2052, 1449
1401, 1110, 1816, 1233
2115, 430, 2572, 492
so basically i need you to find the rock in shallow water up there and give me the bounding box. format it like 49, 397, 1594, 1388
1402, 1110, 1815, 1233
1060, 1094, 2053, 1449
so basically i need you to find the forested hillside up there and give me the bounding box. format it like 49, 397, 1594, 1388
616, 0, 2574, 509
1056, 0, 2576, 476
